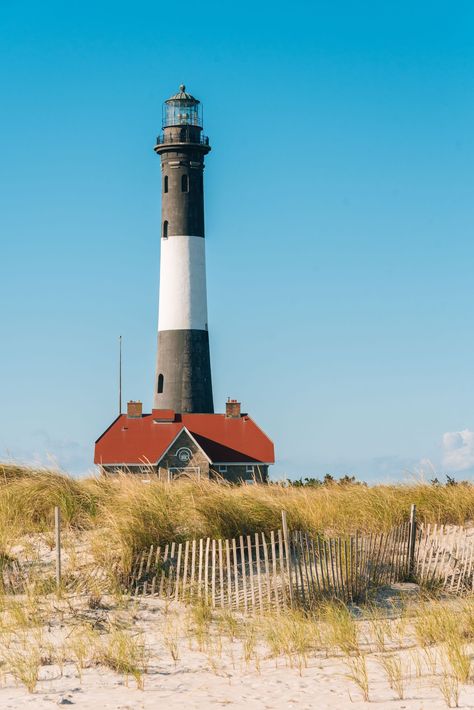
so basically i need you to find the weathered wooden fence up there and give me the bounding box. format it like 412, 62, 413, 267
415, 523, 474, 593
4, 507, 474, 605
127, 519, 413, 610
289, 524, 412, 606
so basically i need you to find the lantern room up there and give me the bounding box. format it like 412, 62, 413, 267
162, 84, 203, 128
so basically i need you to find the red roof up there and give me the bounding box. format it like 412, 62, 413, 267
94, 410, 275, 465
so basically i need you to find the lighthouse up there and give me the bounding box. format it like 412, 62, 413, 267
94, 85, 275, 481
153, 85, 213, 413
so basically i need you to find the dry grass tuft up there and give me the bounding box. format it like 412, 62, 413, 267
319, 601, 359, 656
344, 654, 370, 701
2, 644, 42, 693
378, 652, 405, 699
98, 629, 148, 689
261, 609, 318, 672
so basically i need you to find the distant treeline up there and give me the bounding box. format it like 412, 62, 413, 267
285, 474, 365, 487
284, 474, 469, 488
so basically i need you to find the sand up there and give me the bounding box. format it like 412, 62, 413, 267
1, 596, 474, 709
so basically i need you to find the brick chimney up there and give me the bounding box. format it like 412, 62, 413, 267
225, 398, 241, 418
127, 401, 143, 418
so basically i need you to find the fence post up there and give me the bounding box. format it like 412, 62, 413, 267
55, 506, 62, 591
408, 504, 417, 580
281, 510, 294, 607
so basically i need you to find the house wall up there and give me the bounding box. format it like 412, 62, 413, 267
100, 461, 269, 482
210, 464, 269, 483
156, 429, 210, 480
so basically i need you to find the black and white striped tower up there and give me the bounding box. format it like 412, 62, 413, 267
153, 85, 214, 413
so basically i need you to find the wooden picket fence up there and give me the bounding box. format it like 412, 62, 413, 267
127, 518, 414, 610
415, 523, 474, 593
4, 507, 474, 604
289, 524, 413, 607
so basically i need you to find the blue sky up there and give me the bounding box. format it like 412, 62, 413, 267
1, 1, 473, 481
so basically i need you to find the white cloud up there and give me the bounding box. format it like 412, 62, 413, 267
442, 429, 474, 471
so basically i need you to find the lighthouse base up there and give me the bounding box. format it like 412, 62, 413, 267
154, 329, 214, 413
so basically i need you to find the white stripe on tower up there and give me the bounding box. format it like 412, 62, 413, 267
158, 234, 208, 332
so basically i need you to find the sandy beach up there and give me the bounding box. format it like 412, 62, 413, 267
1, 595, 474, 709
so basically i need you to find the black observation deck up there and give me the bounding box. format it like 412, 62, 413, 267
155, 130, 209, 147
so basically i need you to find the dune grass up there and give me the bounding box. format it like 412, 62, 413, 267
1, 463, 474, 569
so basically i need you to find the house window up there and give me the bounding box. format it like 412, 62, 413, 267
218, 465, 227, 473
157, 374, 164, 393
164, 175, 168, 193
176, 447, 192, 463
246, 465, 254, 476
181, 174, 189, 192
162, 220, 168, 239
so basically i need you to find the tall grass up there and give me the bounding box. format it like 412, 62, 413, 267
2, 463, 474, 567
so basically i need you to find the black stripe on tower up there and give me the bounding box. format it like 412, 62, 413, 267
156, 123, 210, 239
154, 330, 213, 413
161, 154, 205, 238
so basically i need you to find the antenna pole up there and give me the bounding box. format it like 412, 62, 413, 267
119, 335, 122, 415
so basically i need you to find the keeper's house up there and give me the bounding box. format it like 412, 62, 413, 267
94, 399, 274, 483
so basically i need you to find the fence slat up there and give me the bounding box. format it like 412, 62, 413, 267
247, 535, 256, 609
240, 535, 248, 613
198, 538, 204, 598
167, 542, 176, 597
218, 538, 224, 608
174, 543, 182, 601
270, 530, 280, 610
190, 539, 197, 599
225, 539, 232, 609
233, 537, 240, 610
150, 546, 161, 596
211, 538, 216, 608
159, 544, 169, 597
254, 533, 263, 612
328, 538, 338, 597
277, 529, 287, 606
336, 537, 345, 600
182, 540, 190, 600
310, 536, 322, 596
318, 535, 328, 596
281, 512, 293, 607
304, 533, 316, 596
204, 537, 210, 604
262, 532, 272, 608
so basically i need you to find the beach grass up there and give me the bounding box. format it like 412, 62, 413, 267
1, 463, 474, 569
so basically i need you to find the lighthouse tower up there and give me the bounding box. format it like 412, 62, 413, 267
95, 84, 276, 480
153, 85, 214, 413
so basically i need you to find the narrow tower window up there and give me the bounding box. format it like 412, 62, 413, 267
162, 220, 168, 239
157, 374, 164, 393
181, 174, 189, 192
164, 175, 168, 193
